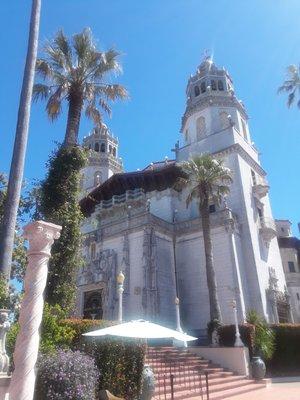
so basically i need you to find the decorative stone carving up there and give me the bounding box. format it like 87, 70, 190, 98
78, 249, 117, 287
9, 221, 61, 400
142, 227, 158, 318
122, 232, 130, 294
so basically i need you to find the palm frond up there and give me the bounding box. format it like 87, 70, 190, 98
32, 84, 50, 102
94, 84, 129, 101
85, 103, 102, 126
54, 30, 72, 70
46, 87, 64, 121
35, 59, 53, 79
288, 91, 296, 107
98, 98, 112, 116
73, 28, 94, 64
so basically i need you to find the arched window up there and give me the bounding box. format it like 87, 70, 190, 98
94, 171, 102, 186
109, 145, 112, 154
211, 80, 217, 91
196, 117, 206, 140
100, 143, 105, 152
194, 85, 200, 97
113, 147, 116, 157
94, 142, 100, 152
218, 80, 224, 91
220, 111, 229, 129
200, 81, 206, 93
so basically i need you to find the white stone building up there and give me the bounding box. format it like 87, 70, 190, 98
276, 220, 300, 323
76, 57, 293, 337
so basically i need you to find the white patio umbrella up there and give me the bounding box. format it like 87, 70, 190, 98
83, 319, 197, 342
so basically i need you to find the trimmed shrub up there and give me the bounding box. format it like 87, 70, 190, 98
218, 324, 255, 357
35, 349, 99, 400
62, 318, 146, 399
266, 324, 300, 375
83, 337, 145, 399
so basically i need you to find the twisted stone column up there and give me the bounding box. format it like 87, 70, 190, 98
9, 221, 61, 400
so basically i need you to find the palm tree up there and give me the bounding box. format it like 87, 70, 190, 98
179, 154, 232, 324
0, 0, 41, 280
278, 64, 300, 108
33, 28, 128, 146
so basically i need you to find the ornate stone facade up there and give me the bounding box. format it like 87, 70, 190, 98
76, 56, 293, 333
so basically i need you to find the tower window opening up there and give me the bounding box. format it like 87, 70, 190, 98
100, 143, 105, 153
241, 119, 248, 141
185, 129, 189, 143
90, 242, 96, 260
109, 145, 112, 154
257, 207, 263, 218
211, 80, 217, 91
297, 293, 300, 301
88, 144, 91, 150
218, 80, 224, 91
194, 86, 200, 97
94, 171, 102, 186
288, 261, 296, 273
251, 170, 257, 185
94, 142, 100, 152
113, 147, 116, 157
196, 116, 206, 140
200, 81, 206, 93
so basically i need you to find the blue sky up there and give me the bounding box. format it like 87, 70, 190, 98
0, 0, 299, 233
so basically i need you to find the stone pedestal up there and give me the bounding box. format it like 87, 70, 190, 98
8, 221, 61, 400
0, 375, 10, 400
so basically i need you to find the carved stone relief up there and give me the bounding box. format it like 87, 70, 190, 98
142, 227, 159, 319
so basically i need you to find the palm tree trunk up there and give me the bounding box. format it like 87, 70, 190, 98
0, 0, 41, 280
64, 92, 83, 147
200, 199, 222, 323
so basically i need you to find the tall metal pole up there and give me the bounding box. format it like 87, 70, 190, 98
230, 299, 244, 347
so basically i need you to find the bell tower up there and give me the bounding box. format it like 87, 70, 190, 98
80, 124, 123, 196
178, 56, 253, 162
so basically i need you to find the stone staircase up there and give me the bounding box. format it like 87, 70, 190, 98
146, 347, 266, 400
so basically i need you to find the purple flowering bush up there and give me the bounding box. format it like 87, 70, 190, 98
34, 349, 99, 400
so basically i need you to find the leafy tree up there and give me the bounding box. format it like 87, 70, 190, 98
33, 29, 127, 311
278, 64, 300, 108
33, 28, 128, 146
179, 154, 232, 324
0, 0, 41, 280
39, 146, 87, 310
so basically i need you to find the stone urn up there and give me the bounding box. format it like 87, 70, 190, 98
0, 309, 10, 374
251, 356, 266, 380
140, 364, 155, 400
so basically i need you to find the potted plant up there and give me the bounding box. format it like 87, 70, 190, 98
246, 310, 275, 379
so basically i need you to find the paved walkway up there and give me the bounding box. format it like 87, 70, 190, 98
229, 382, 300, 399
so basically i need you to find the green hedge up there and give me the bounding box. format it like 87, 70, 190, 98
8, 314, 146, 399
62, 319, 146, 399
266, 324, 300, 375
218, 324, 255, 357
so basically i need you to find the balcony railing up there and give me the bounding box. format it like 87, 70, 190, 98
96, 188, 145, 211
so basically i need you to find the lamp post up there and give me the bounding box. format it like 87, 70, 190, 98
230, 299, 244, 347
174, 297, 187, 348
117, 271, 125, 323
